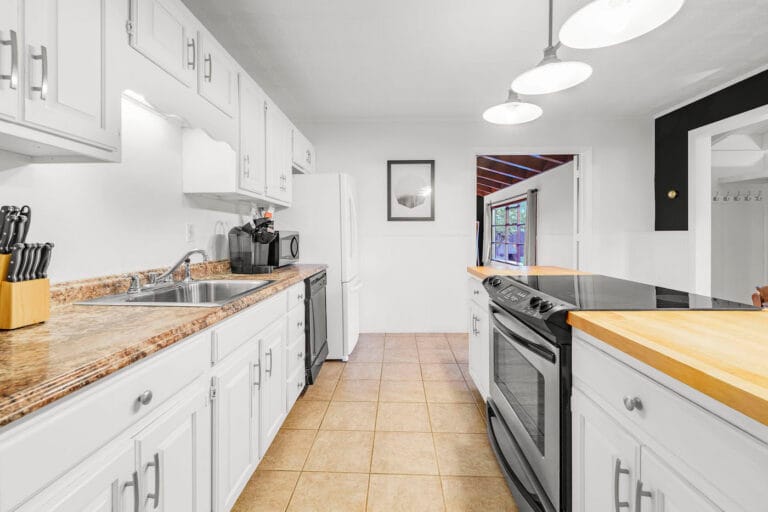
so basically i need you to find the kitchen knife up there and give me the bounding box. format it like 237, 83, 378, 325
26, 243, 40, 281
0, 206, 10, 241
0, 213, 18, 253
13, 214, 27, 246
6, 243, 24, 282
38, 242, 53, 279
17, 244, 30, 281
17, 205, 30, 243
22, 244, 36, 281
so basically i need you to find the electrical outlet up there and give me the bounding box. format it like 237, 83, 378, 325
185, 223, 195, 243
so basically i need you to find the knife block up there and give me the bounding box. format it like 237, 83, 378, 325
0, 253, 50, 330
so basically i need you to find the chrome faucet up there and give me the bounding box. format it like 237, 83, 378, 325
152, 249, 209, 285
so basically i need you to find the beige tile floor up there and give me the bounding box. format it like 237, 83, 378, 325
232, 333, 518, 512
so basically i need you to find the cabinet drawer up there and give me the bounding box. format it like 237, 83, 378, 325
467, 277, 488, 306
287, 335, 306, 377
0, 332, 209, 512
287, 282, 306, 311
286, 367, 305, 411
573, 333, 768, 511
287, 302, 306, 343
213, 292, 286, 362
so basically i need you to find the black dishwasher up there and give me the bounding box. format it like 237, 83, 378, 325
305, 271, 328, 384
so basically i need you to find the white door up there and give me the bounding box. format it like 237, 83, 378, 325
24, 0, 114, 148
238, 74, 266, 195
468, 302, 489, 398
36, 443, 137, 512
342, 277, 361, 358
571, 388, 639, 512
260, 319, 286, 451
0, 0, 19, 120
638, 447, 723, 512
212, 342, 260, 512
129, 0, 198, 87
340, 174, 359, 282
133, 385, 211, 512
265, 99, 292, 203
198, 32, 237, 117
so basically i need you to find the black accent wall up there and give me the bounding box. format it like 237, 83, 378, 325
654, 70, 768, 231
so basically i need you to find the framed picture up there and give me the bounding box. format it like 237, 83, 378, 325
387, 160, 435, 221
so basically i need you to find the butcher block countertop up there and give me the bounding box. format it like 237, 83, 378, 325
569, 310, 768, 426
467, 265, 768, 426
0, 263, 326, 428
466, 265, 590, 279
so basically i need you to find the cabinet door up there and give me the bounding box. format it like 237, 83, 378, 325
468, 302, 489, 398
291, 126, 315, 173
571, 388, 639, 512
212, 342, 260, 512
35, 443, 137, 512
133, 385, 211, 512
638, 447, 723, 512
198, 33, 237, 117
23, 0, 114, 148
260, 319, 287, 450
0, 0, 19, 120
238, 74, 266, 195
129, 0, 197, 87
265, 99, 292, 203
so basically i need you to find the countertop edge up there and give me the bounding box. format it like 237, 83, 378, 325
0, 265, 326, 428
567, 312, 768, 427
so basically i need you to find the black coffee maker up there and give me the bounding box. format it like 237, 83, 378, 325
229, 218, 278, 274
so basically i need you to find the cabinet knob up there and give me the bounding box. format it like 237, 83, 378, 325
137, 390, 153, 406
622, 396, 643, 412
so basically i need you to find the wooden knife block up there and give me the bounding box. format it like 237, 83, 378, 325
0, 253, 50, 330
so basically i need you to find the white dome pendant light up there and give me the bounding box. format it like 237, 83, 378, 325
559, 0, 685, 49
511, 0, 592, 95
482, 90, 543, 125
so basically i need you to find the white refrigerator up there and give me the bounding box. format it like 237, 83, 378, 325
275, 173, 361, 360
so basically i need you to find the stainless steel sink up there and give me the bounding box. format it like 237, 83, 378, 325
77, 280, 274, 307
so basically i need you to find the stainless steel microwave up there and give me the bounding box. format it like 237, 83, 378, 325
269, 231, 299, 267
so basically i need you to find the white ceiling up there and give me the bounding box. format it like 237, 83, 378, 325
181, 0, 768, 122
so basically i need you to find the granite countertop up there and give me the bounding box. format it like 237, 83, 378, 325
466, 265, 768, 426
0, 263, 326, 428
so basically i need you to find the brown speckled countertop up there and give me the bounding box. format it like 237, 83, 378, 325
0, 264, 325, 428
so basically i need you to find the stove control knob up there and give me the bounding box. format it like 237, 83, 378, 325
539, 301, 554, 313
529, 296, 542, 308
490, 277, 503, 287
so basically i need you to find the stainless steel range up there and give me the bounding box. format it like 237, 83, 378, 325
482, 273, 758, 512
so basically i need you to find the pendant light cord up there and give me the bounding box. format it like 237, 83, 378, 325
548, 0, 553, 48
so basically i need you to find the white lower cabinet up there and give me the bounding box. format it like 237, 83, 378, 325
467, 277, 489, 399
259, 319, 287, 451
572, 331, 768, 512
212, 340, 260, 512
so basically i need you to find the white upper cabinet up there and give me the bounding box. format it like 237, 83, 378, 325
239, 73, 266, 195
291, 125, 315, 173
128, 0, 198, 87
0, 0, 19, 121
266, 98, 292, 204
198, 32, 237, 118
23, 0, 116, 150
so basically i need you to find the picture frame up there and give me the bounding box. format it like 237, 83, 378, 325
387, 160, 435, 221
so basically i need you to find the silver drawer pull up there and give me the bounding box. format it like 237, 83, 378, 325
297, 294, 304, 300
30, 45, 48, 100
204, 53, 212, 81
614, 459, 630, 511
297, 381, 303, 389
137, 390, 153, 406
297, 351, 304, 359
623, 396, 643, 412
635, 481, 652, 512
297, 321, 303, 328
253, 360, 261, 388
186, 37, 196, 69
473, 289, 479, 295
0, 30, 19, 89
266, 348, 273, 375
122, 471, 140, 512
146, 452, 160, 509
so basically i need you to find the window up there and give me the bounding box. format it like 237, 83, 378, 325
491, 199, 527, 265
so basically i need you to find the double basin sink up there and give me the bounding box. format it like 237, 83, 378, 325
78, 280, 273, 307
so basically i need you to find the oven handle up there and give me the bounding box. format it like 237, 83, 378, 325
490, 307, 556, 363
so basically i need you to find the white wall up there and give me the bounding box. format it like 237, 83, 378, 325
484, 160, 575, 269
301, 116, 688, 332
0, 99, 240, 283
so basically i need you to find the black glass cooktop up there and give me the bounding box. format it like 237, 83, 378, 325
509, 274, 758, 311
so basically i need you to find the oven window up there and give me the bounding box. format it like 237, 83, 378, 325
493, 330, 546, 455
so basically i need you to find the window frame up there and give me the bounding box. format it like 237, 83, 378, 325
490, 197, 528, 266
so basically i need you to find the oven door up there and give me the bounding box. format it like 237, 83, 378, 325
489, 303, 560, 511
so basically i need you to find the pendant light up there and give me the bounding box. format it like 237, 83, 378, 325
482, 90, 543, 125
511, 0, 592, 95
559, 0, 685, 49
